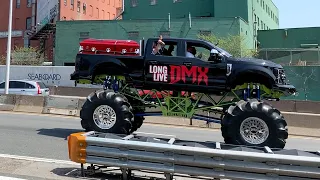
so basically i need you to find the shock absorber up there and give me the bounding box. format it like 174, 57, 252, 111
257, 84, 260, 100
112, 76, 119, 92
243, 89, 247, 101
247, 83, 250, 99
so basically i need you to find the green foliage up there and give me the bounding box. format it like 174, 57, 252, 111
198, 34, 258, 58
0, 46, 46, 66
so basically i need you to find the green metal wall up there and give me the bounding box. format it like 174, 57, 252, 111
122, 0, 279, 52
54, 17, 242, 66
214, 0, 248, 22
123, 0, 214, 19
258, 27, 320, 49
257, 27, 320, 66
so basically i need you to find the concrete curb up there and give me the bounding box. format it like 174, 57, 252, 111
0, 94, 319, 136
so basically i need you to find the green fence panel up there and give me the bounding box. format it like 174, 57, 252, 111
283, 66, 320, 101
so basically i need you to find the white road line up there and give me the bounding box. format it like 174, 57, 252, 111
0, 176, 26, 180
0, 153, 78, 166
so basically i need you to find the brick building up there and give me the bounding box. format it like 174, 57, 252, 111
0, 0, 36, 59
0, 0, 123, 62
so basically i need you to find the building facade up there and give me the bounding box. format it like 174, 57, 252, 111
53, 0, 280, 65
54, 17, 245, 65
59, 0, 123, 21
123, 0, 279, 49
0, 0, 36, 59
0, 0, 123, 63
27, 0, 123, 62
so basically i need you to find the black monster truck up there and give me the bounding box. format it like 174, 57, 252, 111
70, 37, 296, 149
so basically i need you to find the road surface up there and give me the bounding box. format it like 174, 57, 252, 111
0, 111, 319, 161
0, 111, 319, 179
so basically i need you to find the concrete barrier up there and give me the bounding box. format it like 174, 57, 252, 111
0, 94, 15, 111
0, 93, 319, 137
42, 95, 85, 116
13, 95, 45, 113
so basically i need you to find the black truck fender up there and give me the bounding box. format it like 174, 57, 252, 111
228, 66, 276, 89
90, 57, 129, 78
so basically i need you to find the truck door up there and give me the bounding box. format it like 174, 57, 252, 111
183, 41, 227, 91
144, 40, 185, 89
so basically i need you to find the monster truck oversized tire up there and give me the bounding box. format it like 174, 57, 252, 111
221, 99, 288, 149
80, 89, 133, 134
125, 92, 146, 133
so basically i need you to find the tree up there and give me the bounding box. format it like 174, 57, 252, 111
0, 46, 46, 66
198, 34, 258, 58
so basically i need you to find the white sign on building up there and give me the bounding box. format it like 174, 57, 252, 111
36, 0, 59, 31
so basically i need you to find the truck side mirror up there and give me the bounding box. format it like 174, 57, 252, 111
209, 49, 221, 62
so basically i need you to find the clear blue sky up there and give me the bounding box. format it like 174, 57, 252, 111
272, 0, 319, 29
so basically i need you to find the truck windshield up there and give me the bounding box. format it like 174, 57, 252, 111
207, 42, 233, 57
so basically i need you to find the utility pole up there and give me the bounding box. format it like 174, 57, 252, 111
5, 0, 13, 94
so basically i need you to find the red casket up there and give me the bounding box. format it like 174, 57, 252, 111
79, 38, 140, 55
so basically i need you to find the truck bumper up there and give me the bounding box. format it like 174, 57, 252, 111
274, 84, 297, 96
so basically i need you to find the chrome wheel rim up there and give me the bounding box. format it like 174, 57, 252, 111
93, 105, 117, 129
240, 117, 269, 145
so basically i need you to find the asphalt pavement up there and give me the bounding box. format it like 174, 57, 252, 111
0, 111, 319, 162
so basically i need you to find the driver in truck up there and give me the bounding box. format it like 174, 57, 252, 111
186, 45, 196, 58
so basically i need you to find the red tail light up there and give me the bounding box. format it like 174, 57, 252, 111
36, 83, 41, 94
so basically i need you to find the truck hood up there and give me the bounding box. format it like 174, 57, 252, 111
227, 57, 283, 68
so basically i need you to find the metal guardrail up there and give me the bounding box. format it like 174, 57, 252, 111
68, 131, 320, 180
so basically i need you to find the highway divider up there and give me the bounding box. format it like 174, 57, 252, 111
68, 131, 320, 180
0, 93, 320, 137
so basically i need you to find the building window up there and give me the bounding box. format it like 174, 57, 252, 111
79, 32, 90, 41
150, 0, 157, 5
97, 8, 99, 18
64, 0, 67, 6
128, 31, 139, 38
26, 17, 32, 30
131, 0, 137, 7
27, 0, 32, 7
71, 0, 74, 10
16, 0, 20, 8
90, 5, 93, 16
83, 3, 86, 14
199, 30, 211, 36
108, 0, 110, 5
77, 1, 81, 12
102, 10, 105, 19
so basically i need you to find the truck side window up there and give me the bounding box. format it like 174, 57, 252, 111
152, 40, 178, 57
186, 42, 212, 61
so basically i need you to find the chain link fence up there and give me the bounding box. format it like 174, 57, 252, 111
257, 48, 320, 101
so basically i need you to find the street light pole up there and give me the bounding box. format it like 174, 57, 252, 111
5, 0, 13, 94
